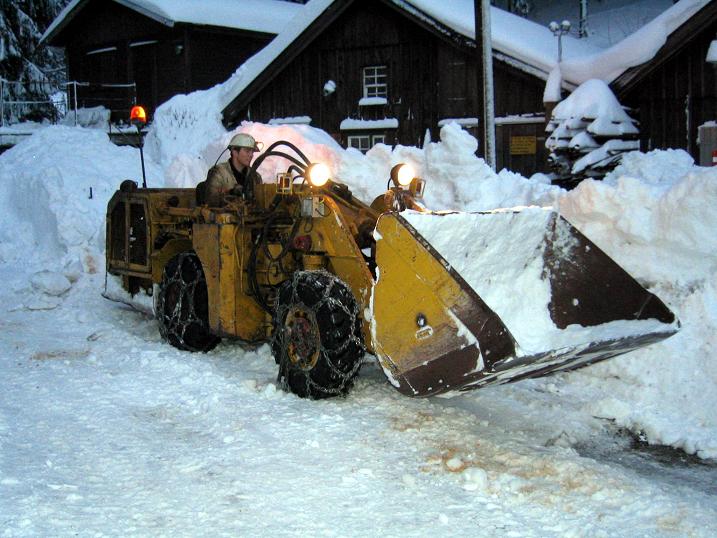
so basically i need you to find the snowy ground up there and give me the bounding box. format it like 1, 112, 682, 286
2, 268, 716, 536
1, 115, 716, 534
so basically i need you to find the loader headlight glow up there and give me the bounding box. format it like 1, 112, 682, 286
391, 163, 415, 188
306, 163, 331, 187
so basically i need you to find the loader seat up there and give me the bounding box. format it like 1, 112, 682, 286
195, 180, 207, 206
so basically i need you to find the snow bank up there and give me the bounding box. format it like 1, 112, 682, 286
1, 113, 715, 458
560, 149, 717, 286
0, 126, 162, 274
559, 149, 717, 459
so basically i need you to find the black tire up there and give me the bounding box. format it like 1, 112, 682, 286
156, 252, 220, 352
272, 271, 364, 399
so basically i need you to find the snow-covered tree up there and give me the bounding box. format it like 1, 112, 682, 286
0, 0, 69, 122
546, 78, 639, 187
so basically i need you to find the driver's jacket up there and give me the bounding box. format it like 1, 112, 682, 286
205, 160, 262, 206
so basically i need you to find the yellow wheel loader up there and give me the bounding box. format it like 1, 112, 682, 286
105, 139, 678, 399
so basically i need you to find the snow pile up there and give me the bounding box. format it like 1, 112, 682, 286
0, 125, 161, 273
560, 149, 716, 286
557, 150, 717, 458
58, 106, 111, 129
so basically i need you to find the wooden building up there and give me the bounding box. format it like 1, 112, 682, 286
221, 0, 550, 177
612, 1, 717, 163
41, 0, 301, 119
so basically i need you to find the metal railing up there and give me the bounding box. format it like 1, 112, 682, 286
0, 78, 66, 127
65, 81, 137, 125
1, 79, 137, 128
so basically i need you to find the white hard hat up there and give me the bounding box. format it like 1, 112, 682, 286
228, 133, 261, 151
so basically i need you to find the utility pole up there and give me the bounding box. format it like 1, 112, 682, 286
475, 0, 496, 170
579, 0, 588, 38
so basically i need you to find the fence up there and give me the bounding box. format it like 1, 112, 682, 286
1, 79, 137, 128
65, 81, 137, 125
0, 79, 66, 127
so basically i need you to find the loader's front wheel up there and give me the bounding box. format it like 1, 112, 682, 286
156, 252, 219, 352
272, 271, 364, 399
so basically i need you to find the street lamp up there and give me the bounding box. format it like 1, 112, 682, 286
549, 20, 571, 63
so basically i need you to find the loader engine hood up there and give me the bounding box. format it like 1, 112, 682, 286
370, 208, 678, 397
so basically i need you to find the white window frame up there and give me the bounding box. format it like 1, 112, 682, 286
363, 65, 387, 99
348, 135, 371, 153
348, 134, 386, 153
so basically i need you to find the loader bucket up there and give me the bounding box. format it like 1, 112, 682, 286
371, 208, 678, 397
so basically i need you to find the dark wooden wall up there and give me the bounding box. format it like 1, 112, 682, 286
237, 0, 546, 167
618, 16, 717, 161
57, 0, 272, 118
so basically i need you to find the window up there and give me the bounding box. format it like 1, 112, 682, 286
348, 135, 371, 153
363, 65, 387, 99
348, 134, 386, 153
84, 47, 119, 83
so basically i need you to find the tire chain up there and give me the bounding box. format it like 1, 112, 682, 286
274, 270, 365, 396
157, 253, 212, 352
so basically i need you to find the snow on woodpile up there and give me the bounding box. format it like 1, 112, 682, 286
547, 79, 639, 178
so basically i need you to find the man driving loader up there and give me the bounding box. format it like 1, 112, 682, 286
205, 133, 263, 206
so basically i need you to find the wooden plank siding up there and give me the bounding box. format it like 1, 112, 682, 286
229, 0, 547, 176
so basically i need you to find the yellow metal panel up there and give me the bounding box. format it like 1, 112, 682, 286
193, 221, 269, 341
372, 214, 475, 377
193, 223, 226, 335
217, 222, 240, 335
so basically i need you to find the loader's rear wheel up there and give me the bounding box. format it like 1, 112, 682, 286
272, 271, 364, 399
156, 252, 219, 352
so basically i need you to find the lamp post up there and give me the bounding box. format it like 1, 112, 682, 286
549, 20, 571, 63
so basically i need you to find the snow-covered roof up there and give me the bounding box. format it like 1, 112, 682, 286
219, 0, 710, 122
219, 0, 596, 119
218, 0, 335, 113
404, 0, 712, 86
559, 0, 712, 86
41, 0, 302, 45
401, 0, 602, 80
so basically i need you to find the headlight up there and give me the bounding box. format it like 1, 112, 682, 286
390, 163, 415, 188
306, 163, 330, 187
